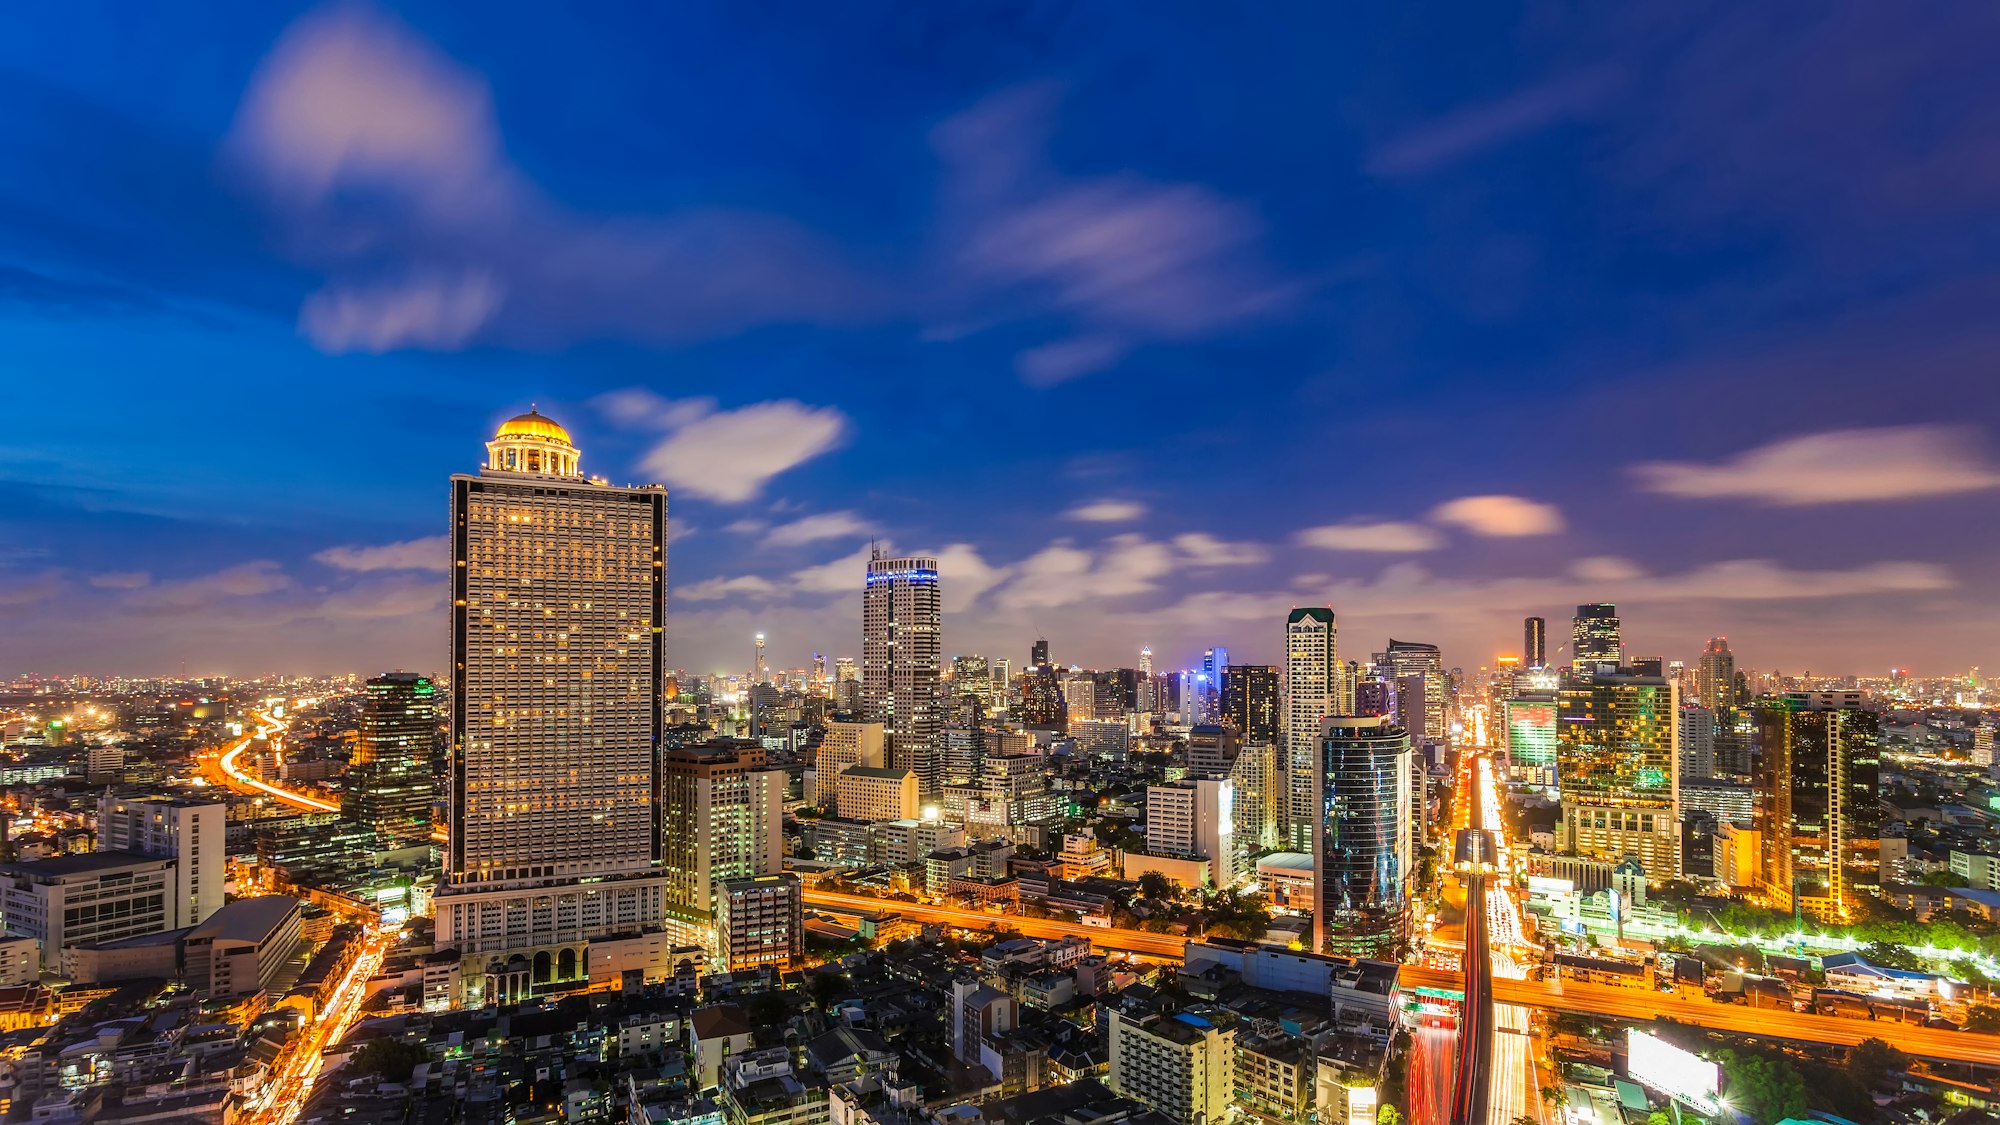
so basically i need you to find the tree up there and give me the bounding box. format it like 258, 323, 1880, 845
748, 990, 790, 1028
1137, 872, 1176, 902
1859, 940, 1926, 972
1377, 1105, 1404, 1125
349, 1039, 428, 1082
1920, 869, 1971, 888
1717, 1049, 1807, 1125
1965, 1005, 2000, 1033
1846, 1038, 1909, 1090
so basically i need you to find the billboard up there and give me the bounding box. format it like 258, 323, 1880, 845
1626, 1029, 1722, 1113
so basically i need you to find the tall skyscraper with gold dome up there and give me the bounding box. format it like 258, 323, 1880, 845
435, 408, 670, 1006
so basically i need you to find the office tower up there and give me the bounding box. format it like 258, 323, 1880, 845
1696, 637, 1738, 710
1571, 603, 1621, 674
1145, 779, 1238, 889
1353, 678, 1396, 718
1061, 671, 1103, 722
344, 671, 438, 842
96, 795, 224, 927
1186, 724, 1243, 778
1226, 740, 1281, 856
1556, 665, 1680, 882
1524, 616, 1547, 669
990, 658, 1011, 687
812, 652, 826, 686
1030, 638, 1050, 669
439, 409, 669, 1003
1384, 639, 1446, 744
1139, 646, 1154, 679
1221, 664, 1279, 743
1975, 720, 1996, 769
1755, 693, 1883, 921
862, 551, 944, 798
1107, 1008, 1236, 1125
1503, 694, 1558, 790
813, 721, 885, 811
1679, 704, 1717, 781
716, 873, 802, 971
661, 742, 786, 950
1314, 716, 1413, 958
835, 766, 920, 821
1282, 607, 1339, 852
951, 655, 991, 703
753, 633, 767, 685
1019, 666, 1066, 730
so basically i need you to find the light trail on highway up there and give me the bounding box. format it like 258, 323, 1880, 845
214, 716, 340, 814
802, 888, 1190, 958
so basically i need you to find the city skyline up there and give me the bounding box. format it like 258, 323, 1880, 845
5, 6, 2000, 676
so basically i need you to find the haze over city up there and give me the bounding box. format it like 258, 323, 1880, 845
4, 4, 2000, 677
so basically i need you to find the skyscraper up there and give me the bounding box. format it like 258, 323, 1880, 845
1524, 617, 1546, 669
862, 551, 944, 798
1696, 637, 1738, 710
439, 409, 669, 1005
1556, 664, 1679, 882
1030, 638, 1050, 669
1314, 716, 1412, 958
1220, 664, 1278, 743
661, 742, 786, 948
1754, 693, 1882, 921
1571, 603, 1621, 674
1283, 607, 1339, 852
344, 671, 438, 842
1384, 639, 1446, 744
754, 633, 767, 685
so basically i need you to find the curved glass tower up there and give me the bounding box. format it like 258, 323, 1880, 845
1314, 715, 1413, 958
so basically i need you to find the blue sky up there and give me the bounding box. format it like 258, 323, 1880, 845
3, 2, 1999, 677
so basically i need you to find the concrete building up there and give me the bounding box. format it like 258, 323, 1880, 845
0, 852, 178, 969
180, 894, 304, 998
813, 722, 885, 811
1557, 665, 1681, 883
1755, 692, 1882, 920
1145, 780, 1237, 890
1282, 607, 1340, 853
1106, 1008, 1235, 1125
344, 672, 439, 841
862, 552, 944, 798
95, 795, 224, 928
716, 874, 802, 972
662, 742, 787, 952
1314, 717, 1413, 958
1255, 852, 1314, 912
438, 409, 670, 1003
0, 935, 37, 986
833, 766, 919, 823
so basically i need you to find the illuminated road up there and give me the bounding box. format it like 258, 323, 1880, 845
801, 889, 1191, 958
212, 717, 340, 814
1398, 965, 2000, 1065
1475, 755, 1545, 1125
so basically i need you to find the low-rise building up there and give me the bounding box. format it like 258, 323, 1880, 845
1106, 1008, 1234, 1125
0, 852, 180, 969
716, 874, 802, 972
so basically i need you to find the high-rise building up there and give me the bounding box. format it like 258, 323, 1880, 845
1283, 607, 1339, 852
863, 551, 944, 798
753, 633, 767, 685
1227, 741, 1282, 856
661, 742, 786, 951
716, 873, 802, 972
1696, 637, 1738, 710
1384, 639, 1446, 744
1019, 667, 1066, 730
1145, 779, 1238, 889
1030, 639, 1050, 669
344, 671, 437, 842
438, 409, 669, 1004
1556, 665, 1679, 882
1314, 716, 1412, 958
1754, 693, 1882, 921
1502, 695, 1557, 790
813, 721, 885, 812
1186, 724, 1243, 779
834, 766, 920, 822
1679, 703, 1717, 781
1571, 603, 1621, 674
1524, 617, 1547, 669
96, 795, 224, 927
1221, 664, 1279, 743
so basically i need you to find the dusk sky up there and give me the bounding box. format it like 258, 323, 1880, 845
4, 3, 1999, 678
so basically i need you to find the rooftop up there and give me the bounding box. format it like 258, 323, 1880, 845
0, 850, 168, 880
186, 895, 301, 944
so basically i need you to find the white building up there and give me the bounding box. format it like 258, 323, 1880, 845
662, 742, 786, 955
1283, 607, 1340, 852
862, 552, 943, 798
1145, 780, 1237, 890
0, 853, 178, 969
1107, 1008, 1235, 1125
436, 409, 671, 1004
95, 795, 224, 927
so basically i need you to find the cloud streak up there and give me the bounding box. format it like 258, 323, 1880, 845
1632, 425, 2000, 505
314, 535, 450, 573
599, 390, 850, 504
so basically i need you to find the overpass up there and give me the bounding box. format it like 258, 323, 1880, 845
1397, 965, 2000, 1066
802, 888, 1189, 958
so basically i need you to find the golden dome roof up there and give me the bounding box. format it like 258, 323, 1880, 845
495, 408, 572, 446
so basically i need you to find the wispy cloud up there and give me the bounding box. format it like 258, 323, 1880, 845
598, 390, 849, 504
124, 560, 291, 616
1297, 521, 1443, 553
764, 511, 872, 548
227, 4, 873, 354
1173, 533, 1268, 568
314, 535, 450, 573
936, 84, 1298, 384
88, 571, 152, 589
1631, 425, 2000, 505
1368, 68, 1621, 177
1428, 494, 1565, 537
1064, 499, 1147, 523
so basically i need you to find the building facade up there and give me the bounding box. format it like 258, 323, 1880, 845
1145, 780, 1238, 890
1283, 608, 1340, 853
1570, 603, 1621, 674
344, 672, 438, 842
862, 552, 944, 798
1315, 717, 1413, 958
437, 410, 670, 1004
662, 742, 787, 952
1754, 693, 1882, 921
1107, 1008, 1235, 1125
716, 874, 802, 971
812, 721, 885, 812
1556, 666, 1680, 882
1221, 664, 1279, 744
95, 795, 223, 929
